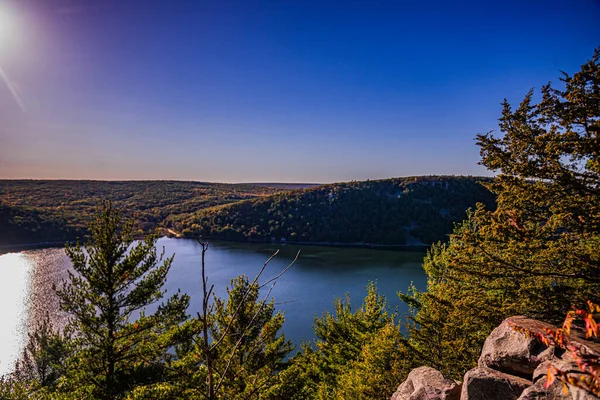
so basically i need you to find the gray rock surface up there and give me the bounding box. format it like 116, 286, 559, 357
518, 375, 592, 400
391, 366, 461, 400
391, 316, 600, 400
479, 317, 556, 378
519, 359, 595, 399
460, 367, 531, 400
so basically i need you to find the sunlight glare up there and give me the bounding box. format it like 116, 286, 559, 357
0, 253, 33, 376
0, 7, 12, 45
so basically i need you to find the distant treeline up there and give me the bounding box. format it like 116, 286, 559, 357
1, 177, 497, 247
0, 202, 78, 246
0, 180, 287, 245
168, 176, 497, 246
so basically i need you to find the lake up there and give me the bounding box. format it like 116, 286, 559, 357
0, 238, 428, 376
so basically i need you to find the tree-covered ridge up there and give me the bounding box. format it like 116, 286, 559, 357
0, 201, 76, 246
168, 176, 496, 246
0, 180, 290, 245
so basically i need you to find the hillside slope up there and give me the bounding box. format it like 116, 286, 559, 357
0, 180, 291, 245
0, 201, 77, 246
169, 176, 496, 246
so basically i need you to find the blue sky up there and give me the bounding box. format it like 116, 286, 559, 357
0, 0, 598, 182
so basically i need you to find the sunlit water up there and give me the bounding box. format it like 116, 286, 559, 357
0, 238, 427, 376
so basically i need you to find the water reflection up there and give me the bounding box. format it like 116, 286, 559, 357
0, 253, 32, 375
0, 239, 427, 376
0, 250, 71, 376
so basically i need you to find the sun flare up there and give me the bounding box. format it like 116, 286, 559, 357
0, 6, 14, 49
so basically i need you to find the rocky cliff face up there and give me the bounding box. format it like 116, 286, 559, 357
391, 316, 600, 400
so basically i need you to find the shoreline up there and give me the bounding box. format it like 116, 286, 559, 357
1, 236, 430, 254
0, 230, 166, 255
0, 241, 69, 254
172, 236, 430, 252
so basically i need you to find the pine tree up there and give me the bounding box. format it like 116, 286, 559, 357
133, 243, 294, 400
400, 47, 600, 379
55, 202, 189, 399
13, 314, 69, 391
271, 282, 409, 399
334, 323, 410, 400
209, 275, 293, 399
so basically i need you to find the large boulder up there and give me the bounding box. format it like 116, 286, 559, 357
518, 360, 595, 400
460, 367, 531, 400
479, 316, 556, 378
392, 317, 600, 400
391, 366, 461, 400
518, 377, 592, 400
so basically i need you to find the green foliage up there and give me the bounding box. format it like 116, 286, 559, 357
334, 324, 411, 400
0, 177, 494, 248
0, 201, 75, 246
131, 273, 293, 399
399, 223, 494, 379
400, 48, 600, 380
209, 275, 293, 398
13, 315, 69, 391
0, 376, 31, 400
271, 283, 411, 400
55, 201, 190, 399
177, 176, 495, 246
0, 181, 290, 246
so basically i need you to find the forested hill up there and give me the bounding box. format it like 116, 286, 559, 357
0, 180, 289, 246
167, 176, 496, 246
0, 202, 77, 246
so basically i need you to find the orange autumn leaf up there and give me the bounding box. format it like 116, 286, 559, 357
587, 301, 600, 313
583, 314, 598, 338
545, 365, 557, 388
563, 311, 576, 335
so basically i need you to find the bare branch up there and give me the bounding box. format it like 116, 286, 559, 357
259, 250, 300, 289
209, 250, 281, 352
214, 282, 277, 394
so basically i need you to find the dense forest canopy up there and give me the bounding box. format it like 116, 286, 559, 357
0, 180, 288, 245
0, 177, 495, 247
0, 202, 76, 245
168, 176, 496, 246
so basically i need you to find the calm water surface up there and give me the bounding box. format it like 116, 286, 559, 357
0, 238, 427, 375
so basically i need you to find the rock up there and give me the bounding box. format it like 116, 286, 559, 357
460, 367, 531, 400
518, 375, 595, 400
531, 360, 581, 384
479, 316, 556, 378
520, 360, 599, 400
392, 317, 600, 400
505, 316, 600, 360
391, 366, 461, 400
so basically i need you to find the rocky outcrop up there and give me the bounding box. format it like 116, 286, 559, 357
478, 316, 556, 377
460, 367, 530, 400
391, 366, 461, 400
391, 316, 600, 400
518, 359, 593, 400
